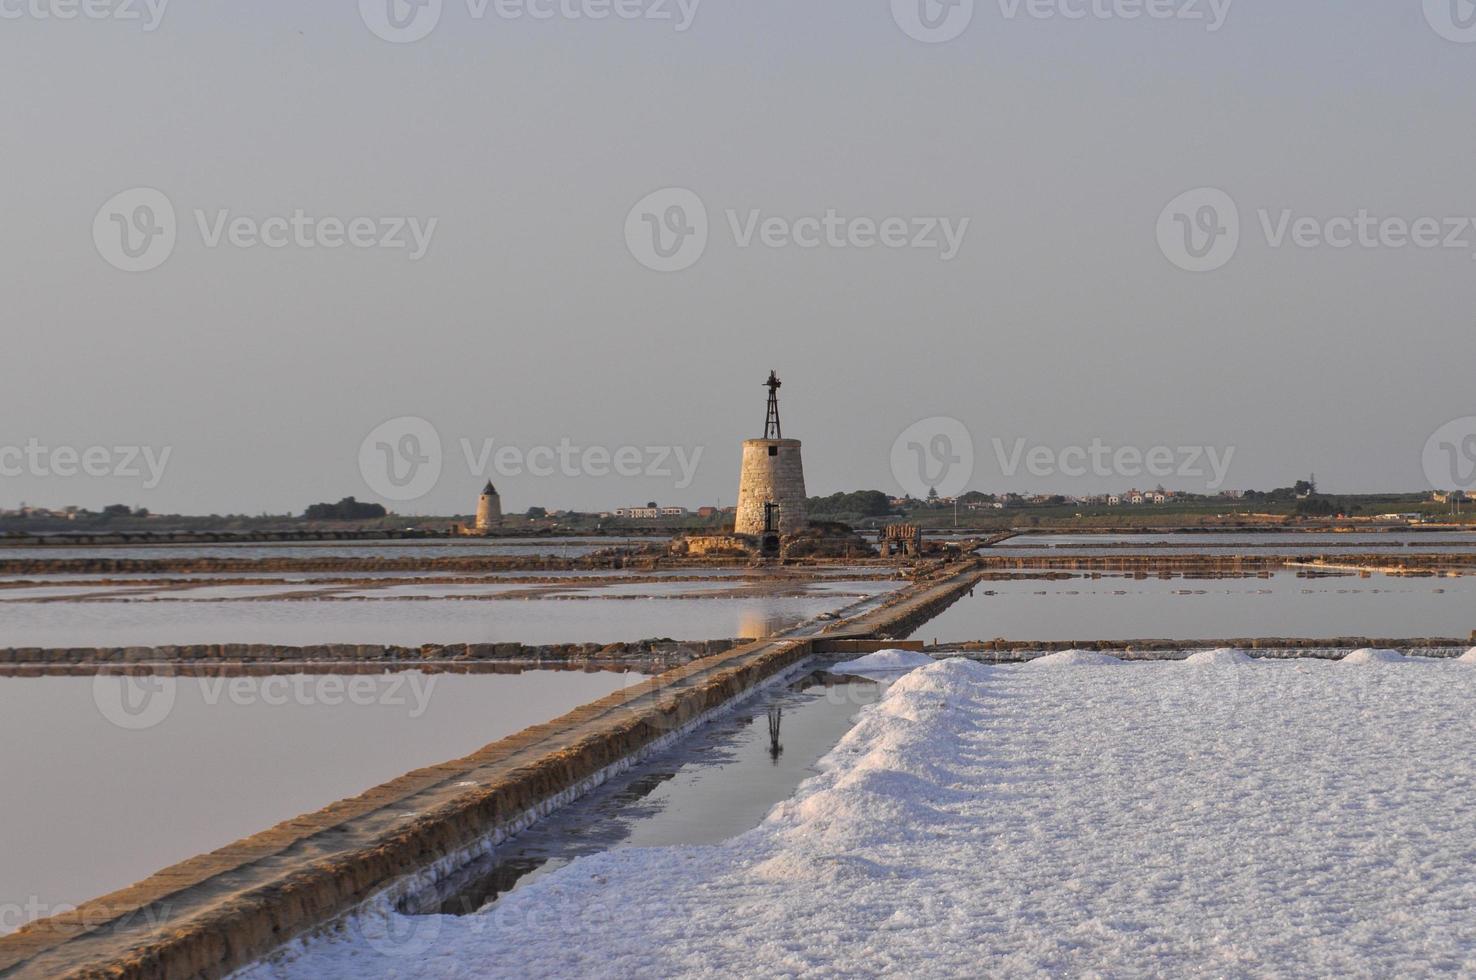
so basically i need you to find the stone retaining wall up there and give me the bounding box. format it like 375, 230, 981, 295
937, 635, 1476, 657
0, 639, 744, 669
841, 563, 982, 641
977, 553, 1476, 573
942, 646, 1472, 663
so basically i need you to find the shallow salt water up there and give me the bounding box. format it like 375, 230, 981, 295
0, 669, 642, 934
921, 570, 1476, 641
0, 588, 890, 647
407, 669, 883, 917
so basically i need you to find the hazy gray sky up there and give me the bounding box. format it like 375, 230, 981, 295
4, 0, 1475, 515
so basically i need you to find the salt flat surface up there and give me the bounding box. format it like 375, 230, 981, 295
247, 658, 1476, 979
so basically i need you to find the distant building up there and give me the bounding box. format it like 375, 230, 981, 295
618, 507, 662, 520
475, 482, 503, 531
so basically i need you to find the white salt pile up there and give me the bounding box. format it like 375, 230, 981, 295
1459, 648, 1476, 664
1023, 650, 1123, 668
830, 649, 936, 675
1341, 648, 1405, 664
246, 657, 1476, 979
1182, 648, 1254, 666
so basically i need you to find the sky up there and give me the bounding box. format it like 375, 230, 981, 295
3, 0, 1475, 515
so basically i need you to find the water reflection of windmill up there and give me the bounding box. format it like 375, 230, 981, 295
767, 704, 783, 762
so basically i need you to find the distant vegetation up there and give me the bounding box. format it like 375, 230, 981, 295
1241, 480, 1317, 503
807, 490, 893, 520
302, 497, 388, 521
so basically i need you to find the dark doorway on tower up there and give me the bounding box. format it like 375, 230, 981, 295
761, 501, 782, 557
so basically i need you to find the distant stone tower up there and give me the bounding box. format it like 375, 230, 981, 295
475, 481, 503, 531
735, 371, 809, 538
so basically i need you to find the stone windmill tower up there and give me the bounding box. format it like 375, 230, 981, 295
475, 481, 503, 531
735, 371, 809, 539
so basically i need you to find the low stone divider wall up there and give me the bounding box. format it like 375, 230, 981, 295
0, 555, 912, 576
837, 563, 982, 641
936, 636, 1475, 661
977, 553, 1476, 574
0, 639, 745, 670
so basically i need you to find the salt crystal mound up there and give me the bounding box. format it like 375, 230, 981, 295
1341, 648, 1406, 664
242, 656, 1476, 978
830, 649, 936, 675
1023, 649, 1123, 668
1459, 648, 1476, 663
764, 656, 988, 853
1182, 648, 1255, 666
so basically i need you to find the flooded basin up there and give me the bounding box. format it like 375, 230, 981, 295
0, 668, 643, 935
0, 586, 897, 647
921, 570, 1476, 641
